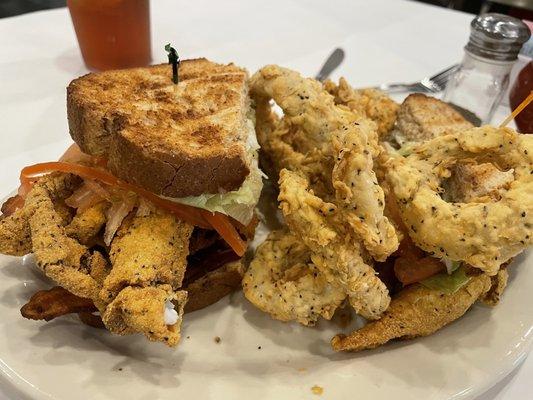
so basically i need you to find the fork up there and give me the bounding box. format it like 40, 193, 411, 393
376, 64, 459, 94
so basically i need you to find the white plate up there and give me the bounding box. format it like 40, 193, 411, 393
0, 199, 531, 400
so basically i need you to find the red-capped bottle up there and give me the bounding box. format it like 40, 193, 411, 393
509, 61, 533, 133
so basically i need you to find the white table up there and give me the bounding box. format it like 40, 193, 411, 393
0, 0, 530, 398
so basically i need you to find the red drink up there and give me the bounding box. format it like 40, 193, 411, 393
67, 0, 152, 71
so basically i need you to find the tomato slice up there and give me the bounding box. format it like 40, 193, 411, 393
395, 235, 425, 260
202, 210, 247, 257
394, 256, 445, 285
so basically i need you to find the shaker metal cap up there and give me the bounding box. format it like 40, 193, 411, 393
465, 13, 531, 61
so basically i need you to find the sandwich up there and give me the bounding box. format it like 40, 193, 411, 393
0, 58, 262, 347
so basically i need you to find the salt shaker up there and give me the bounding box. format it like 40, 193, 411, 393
443, 13, 530, 124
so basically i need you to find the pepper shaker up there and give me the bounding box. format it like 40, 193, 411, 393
443, 13, 530, 124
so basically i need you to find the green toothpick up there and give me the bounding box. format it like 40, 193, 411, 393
165, 43, 180, 84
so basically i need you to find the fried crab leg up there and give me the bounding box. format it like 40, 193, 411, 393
0, 173, 78, 256
103, 285, 187, 347
250, 65, 398, 260
279, 170, 390, 320
323, 78, 399, 139
64, 201, 108, 245
243, 230, 346, 325
24, 174, 106, 311
101, 212, 192, 300
386, 126, 533, 275
250, 64, 346, 155
332, 128, 398, 260
100, 212, 193, 345
0, 207, 32, 256
15, 172, 192, 346
331, 273, 492, 351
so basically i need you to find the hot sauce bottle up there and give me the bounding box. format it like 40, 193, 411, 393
509, 61, 533, 133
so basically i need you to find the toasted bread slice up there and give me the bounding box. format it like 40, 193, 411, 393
184, 260, 244, 313
395, 93, 472, 143
67, 59, 253, 197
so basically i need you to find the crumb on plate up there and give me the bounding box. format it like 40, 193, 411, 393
311, 385, 323, 395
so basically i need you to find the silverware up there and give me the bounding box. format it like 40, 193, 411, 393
315, 48, 345, 81
448, 102, 482, 127
376, 64, 459, 93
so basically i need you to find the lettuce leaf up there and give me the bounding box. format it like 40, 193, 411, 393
164, 165, 263, 225
420, 266, 471, 295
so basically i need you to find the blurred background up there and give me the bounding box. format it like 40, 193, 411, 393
2, 0, 533, 18
2, 0, 532, 125
0, 0, 65, 17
